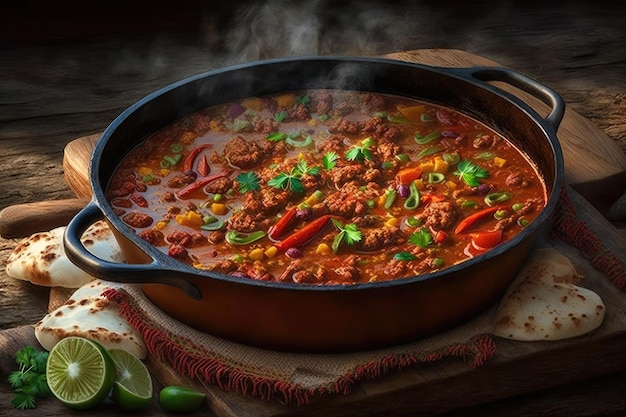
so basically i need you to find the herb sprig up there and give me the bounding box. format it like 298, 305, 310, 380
454, 160, 489, 187
235, 171, 261, 193
409, 227, 434, 249
268, 160, 321, 193
331, 219, 363, 253
322, 151, 339, 170
346, 137, 376, 163
8, 345, 51, 410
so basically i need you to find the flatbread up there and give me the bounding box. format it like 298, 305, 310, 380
5, 220, 121, 288
493, 247, 605, 341
35, 279, 147, 359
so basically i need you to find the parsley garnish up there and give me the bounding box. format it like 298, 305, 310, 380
267, 160, 320, 193
409, 227, 433, 249
322, 151, 339, 170
345, 137, 376, 162
331, 219, 363, 253
235, 171, 261, 193
296, 94, 311, 105
273, 110, 288, 123
453, 160, 490, 187
8, 345, 51, 410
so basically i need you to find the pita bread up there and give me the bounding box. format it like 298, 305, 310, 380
5, 220, 121, 288
35, 279, 147, 359
493, 247, 605, 341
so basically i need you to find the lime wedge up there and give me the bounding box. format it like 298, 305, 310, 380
46, 336, 116, 410
108, 349, 153, 411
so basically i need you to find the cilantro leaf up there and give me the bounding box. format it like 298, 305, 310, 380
331, 219, 363, 253
268, 161, 320, 193
9, 346, 51, 410
322, 152, 339, 170
235, 171, 261, 193
345, 137, 375, 163
453, 160, 489, 187
296, 94, 311, 105
393, 251, 417, 261
12, 391, 37, 410
273, 110, 288, 123
409, 228, 433, 249
266, 132, 287, 142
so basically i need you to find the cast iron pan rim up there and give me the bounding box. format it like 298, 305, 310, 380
91, 55, 564, 292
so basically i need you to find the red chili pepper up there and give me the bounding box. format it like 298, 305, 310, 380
275, 215, 334, 252
433, 229, 447, 244
183, 144, 213, 172
454, 205, 506, 234
196, 154, 210, 176
395, 166, 423, 185
469, 229, 503, 249
175, 171, 229, 199
268, 206, 299, 240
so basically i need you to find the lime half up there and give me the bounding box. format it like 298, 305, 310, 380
46, 336, 116, 410
108, 349, 153, 411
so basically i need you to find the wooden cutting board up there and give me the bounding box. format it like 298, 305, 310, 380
2, 49, 626, 417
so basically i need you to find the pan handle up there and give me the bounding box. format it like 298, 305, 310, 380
448, 66, 566, 132
63, 202, 201, 299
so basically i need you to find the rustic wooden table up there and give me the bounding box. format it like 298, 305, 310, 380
1, 1, 626, 416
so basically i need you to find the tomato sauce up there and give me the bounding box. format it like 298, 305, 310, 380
106, 90, 547, 285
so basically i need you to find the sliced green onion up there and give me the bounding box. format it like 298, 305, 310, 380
485, 192, 512, 206
404, 182, 421, 210
512, 203, 524, 211
420, 113, 433, 122
142, 174, 154, 182
266, 132, 287, 142
319, 114, 330, 121
461, 200, 477, 208
395, 153, 410, 162
225, 230, 266, 245
373, 111, 387, 119
163, 154, 182, 167
170, 143, 183, 153
427, 172, 445, 184
494, 209, 508, 220
387, 114, 411, 124
160, 159, 171, 169
443, 152, 460, 165
213, 193, 222, 203
405, 216, 421, 227
414, 129, 441, 145
200, 216, 225, 231
432, 257, 445, 268
518, 217, 530, 227
384, 189, 397, 209
381, 161, 395, 170
285, 135, 313, 147
234, 119, 251, 132
394, 251, 417, 261
417, 147, 441, 158
367, 199, 375, 209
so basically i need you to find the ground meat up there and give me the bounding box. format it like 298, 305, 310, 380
278, 259, 304, 282
243, 188, 289, 217
311, 91, 333, 115
161, 192, 176, 203
244, 264, 273, 281
122, 212, 153, 228
207, 231, 225, 244
168, 244, 188, 259
290, 104, 310, 120
328, 118, 360, 135
356, 226, 401, 252
111, 198, 133, 208
516, 198, 540, 215
362, 168, 382, 183
472, 134, 493, 149
362, 117, 401, 142
138, 229, 165, 246
228, 211, 271, 233
505, 172, 529, 187
334, 265, 360, 282
384, 259, 409, 277
328, 164, 365, 184
166, 230, 193, 246
205, 259, 238, 274
166, 206, 181, 219
222, 136, 266, 168
417, 201, 458, 231
496, 216, 516, 230
167, 173, 196, 189
362, 93, 388, 110
317, 134, 350, 154
376, 141, 401, 161
203, 177, 233, 194
351, 214, 382, 228
253, 117, 279, 134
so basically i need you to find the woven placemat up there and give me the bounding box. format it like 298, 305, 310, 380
101, 187, 625, 405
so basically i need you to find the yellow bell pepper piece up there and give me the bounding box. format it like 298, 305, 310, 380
210, 203, 228, 215
433, 156, 449, 174
493, 157, 507, 168
397, 104, 426, 124
175, 211, 203, 228
264, 246, 278, 258
248, 248, 265, 261
316, 243, 332, 256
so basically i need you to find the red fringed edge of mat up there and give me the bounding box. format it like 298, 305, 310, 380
550, 188, 626, 289
102, 288, 496, 406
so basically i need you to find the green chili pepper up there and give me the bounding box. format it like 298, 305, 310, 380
484, 192, 512, 206
414, 129, 441, 145
225, 230, 266, 245
200, 216, 225, 231
384, 189, 397, 209
404, 182, 421, 210
395, 153, 410, 162
427, 172, 445, 184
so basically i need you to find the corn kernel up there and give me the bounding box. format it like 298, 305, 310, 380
276, 94, 296, 108
264, 246, 279, 258
249, 248, 265, 261
155, 220, 168, 230
433, 156, 449, 174
385, 217, 400, 228
493, 157, 507, 167
241, 97, 262, 111
137, 167, 152, 177
211, 203, 228, 215
316, 243, 332, 256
